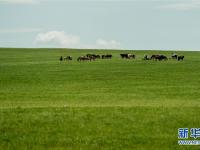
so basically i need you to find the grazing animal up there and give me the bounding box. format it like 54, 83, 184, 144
77, 56, 91, 61
128, 54, 135, 59
86, 54, 100, 59
86, 54, 96, 61
102, 54, 112, 59
172, 55, 178, 59
151, 55, 167, 61
89, 56, 96, 61
64, 56, 72, 61
120, 53, 128, 59
120, 54, 135, 59
86, 54, 92, 57
107, 54, 112, 59
60, 56, 63, 61
96, 55, 101, 59
143, 55, 150, 60
86, 54, 94, 58
151, 55, 160, 60
177, 56, 184, 61
158, 55, 168, 61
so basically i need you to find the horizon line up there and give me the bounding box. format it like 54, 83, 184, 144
0, 47, 200, 52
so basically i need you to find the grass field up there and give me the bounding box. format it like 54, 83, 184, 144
0, 48, 200, 149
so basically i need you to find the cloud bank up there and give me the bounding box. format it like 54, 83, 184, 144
35, 31, 122, 49
35, 31, 80, 48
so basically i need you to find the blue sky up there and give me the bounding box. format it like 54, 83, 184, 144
0, 0, 200, 50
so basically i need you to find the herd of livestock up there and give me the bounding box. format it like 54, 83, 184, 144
59, 53, 184, 62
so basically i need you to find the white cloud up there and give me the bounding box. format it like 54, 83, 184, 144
35, 31, 122, 49
0, 0, 38, 4
160, 0, 200, 11
0, 28, 42, 33
35, 31, 80, 48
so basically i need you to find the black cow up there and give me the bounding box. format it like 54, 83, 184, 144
158, 55, 168, 61
177, 56, 184, 61
59, 56, 63, 61
120, 54, 128, 59
102, 54, 112, 59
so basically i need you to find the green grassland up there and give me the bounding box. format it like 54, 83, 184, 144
0, 48, 200, 149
